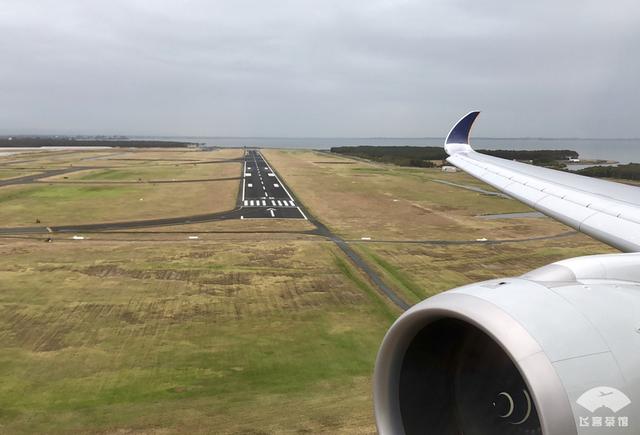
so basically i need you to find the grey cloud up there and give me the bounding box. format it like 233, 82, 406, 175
1, 0, 639, 137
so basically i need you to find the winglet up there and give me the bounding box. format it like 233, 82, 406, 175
444, 111, 480, 155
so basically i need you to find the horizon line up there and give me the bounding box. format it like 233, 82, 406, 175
3, 134, 640, 141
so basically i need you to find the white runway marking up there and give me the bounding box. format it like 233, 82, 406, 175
296, 206, 308, 220
242, 151, 308, 220
242, 161, 246, 201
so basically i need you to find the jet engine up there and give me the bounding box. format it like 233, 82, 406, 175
374, 253, 640, 434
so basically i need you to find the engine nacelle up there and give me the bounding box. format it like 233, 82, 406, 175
374, 253, 640, 434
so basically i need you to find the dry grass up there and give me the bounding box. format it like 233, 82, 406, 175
263, 149, 573, 241
351, 234, 615, 304
118, 217, 316, 234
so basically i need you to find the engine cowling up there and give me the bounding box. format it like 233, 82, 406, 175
374, 253, 640, 434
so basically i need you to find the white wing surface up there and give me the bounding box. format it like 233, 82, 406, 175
445, 111, 640, 252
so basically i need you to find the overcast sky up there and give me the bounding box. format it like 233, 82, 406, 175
1, 0, 640, 137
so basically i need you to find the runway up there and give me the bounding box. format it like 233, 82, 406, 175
239, 150, 307, 220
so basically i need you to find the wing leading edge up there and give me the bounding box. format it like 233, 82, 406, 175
445, 111, 640, 252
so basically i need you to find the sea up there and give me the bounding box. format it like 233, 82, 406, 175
136, 136, 640, 164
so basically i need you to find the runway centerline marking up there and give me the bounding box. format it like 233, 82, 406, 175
239, 150, 307, 220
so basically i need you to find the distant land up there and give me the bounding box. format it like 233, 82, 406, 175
330, 145, 579, 168
3, 135, 640, 163
576, 163, 640, 181
0, 136, 198, 148
330, 145, 640, 182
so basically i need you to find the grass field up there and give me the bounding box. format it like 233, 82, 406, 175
0, 149, 241, 227
351, 235, 614, 304
263, 148, 613, 305
263, 149, 572, 241
0, 180, 239, 227
0, 239, 394, 434
0, 169, 40, 180
4, 148, 243, 170
42, 160, 240, 183
0, 146, 617, 433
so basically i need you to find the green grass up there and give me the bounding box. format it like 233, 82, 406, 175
0, 169, 37, 180
0, 240, 393, 433
332, 252, 398, 321
356, 245, 424, 304
0, 185, 135, 202
72, 163, 238, 182
79, 169, 136, 180
0, 178, 236, 227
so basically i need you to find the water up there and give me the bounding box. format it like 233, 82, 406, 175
136, 136, 640, 164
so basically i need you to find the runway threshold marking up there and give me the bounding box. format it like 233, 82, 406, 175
239, 150, 308, 220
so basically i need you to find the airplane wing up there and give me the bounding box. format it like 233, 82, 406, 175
445, 111, 640, 252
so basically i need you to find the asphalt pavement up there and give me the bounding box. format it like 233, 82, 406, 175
239, 150, 307, 220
